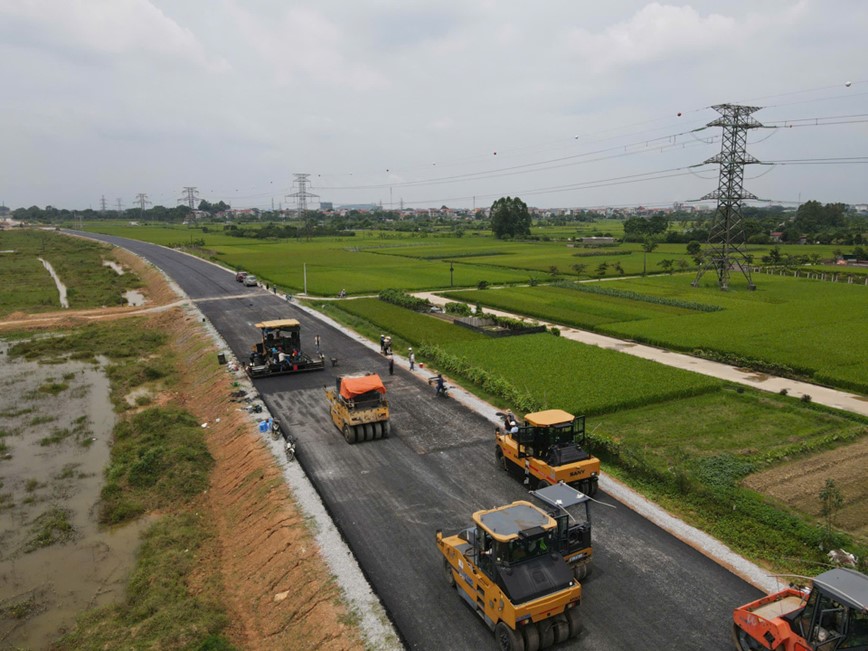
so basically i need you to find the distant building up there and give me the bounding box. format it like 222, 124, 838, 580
320, 201, 333, 211
579, 236, 616, 246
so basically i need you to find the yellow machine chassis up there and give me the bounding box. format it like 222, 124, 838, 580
496, 432, 600, 488
325, 388, 390, 444
437, 531, 583, 648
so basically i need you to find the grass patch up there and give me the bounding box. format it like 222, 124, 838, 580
0, 407, 34, 418
436, 334, 722, 416
24, 506, 75, 552
55, 513, 234, 651
2, 595, 42, 620
7, 319, 174, 410
36, 380, 69, 396
29, 414, 56, 426
0, 230, 144, 316
100, 407, 213, 525
591, 390, 868, 573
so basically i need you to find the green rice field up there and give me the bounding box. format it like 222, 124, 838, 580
441, 333, 723, 416
447, 274, 868, 392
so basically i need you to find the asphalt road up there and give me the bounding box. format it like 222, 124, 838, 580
75, 233, 761, 650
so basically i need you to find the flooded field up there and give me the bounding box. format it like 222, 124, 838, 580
0, 341, 144, 649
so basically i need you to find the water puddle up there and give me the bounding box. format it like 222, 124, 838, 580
122, 290, 145, 307
0, 342, 145, 648
37, 257, 68, 309
102, 260, 124, 275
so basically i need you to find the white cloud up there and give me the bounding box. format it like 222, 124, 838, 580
566, 3, 740, 73
0, 0, 227, 71
225, 2, 389, 90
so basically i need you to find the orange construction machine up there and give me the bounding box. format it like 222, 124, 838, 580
496, 409, 600, 496
732, 568, 867, 651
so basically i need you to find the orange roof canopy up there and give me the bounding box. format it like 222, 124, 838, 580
340, 374, 386, 399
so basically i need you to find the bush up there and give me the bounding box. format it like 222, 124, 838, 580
378, 288, 432, 312
550, 326, 561, 336
477, 280, 489, 290
445, 301, 472, 316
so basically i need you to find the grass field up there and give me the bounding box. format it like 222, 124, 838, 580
447, 273, 868, 392
440, 333, 722, 416
0, 230, 142, 316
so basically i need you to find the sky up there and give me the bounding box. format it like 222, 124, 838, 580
1, 0, 866, 212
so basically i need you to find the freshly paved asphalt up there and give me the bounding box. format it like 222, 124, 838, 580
73, 233, 760, 650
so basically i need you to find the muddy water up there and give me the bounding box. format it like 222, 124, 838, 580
103, 260, 146, 306
122, 290, 145, 306
0, 343, 147, 649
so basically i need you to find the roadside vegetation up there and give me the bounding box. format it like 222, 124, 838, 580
4, 317, 233, 650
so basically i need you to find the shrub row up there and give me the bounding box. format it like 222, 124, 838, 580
418, 343, 542, 414
378, 288, 432, 311
553, 280, 723, 312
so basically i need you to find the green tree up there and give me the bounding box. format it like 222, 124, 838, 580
658, 259, 675, 274
571, 263, 587, 277
612, 261, 624, 275
642, 237, 658, 276
490, 196, 531, 239
819, 479, 844, 546
595, 261, 609, 278
686, 240, 702, 257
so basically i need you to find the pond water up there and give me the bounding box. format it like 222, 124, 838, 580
0, 343, 146, 648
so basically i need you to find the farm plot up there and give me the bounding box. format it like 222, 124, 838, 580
593, 389, 868, 562
441, 334, 722, 416
448, 274, 868, 393
325, 298, 485, 348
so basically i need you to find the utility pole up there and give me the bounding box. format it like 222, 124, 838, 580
285, 173, 319, 223
116, 198, 124, 216
134, 193, 151, 220
692, 104, 762, 290
99, 195, 108, 215
178, 186, 200, 210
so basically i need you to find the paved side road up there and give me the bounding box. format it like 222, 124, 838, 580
413, 292, 868, 417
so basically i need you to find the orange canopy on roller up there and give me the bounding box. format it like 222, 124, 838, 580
339, 374, 386, 399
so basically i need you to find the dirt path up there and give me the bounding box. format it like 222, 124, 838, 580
413, 291, 868, 417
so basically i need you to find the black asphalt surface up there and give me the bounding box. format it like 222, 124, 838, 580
73, 232, 761, 650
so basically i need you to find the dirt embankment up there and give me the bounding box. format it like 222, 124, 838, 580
160, 308, 363, 649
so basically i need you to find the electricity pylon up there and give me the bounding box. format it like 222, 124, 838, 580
692, 104, 763, 290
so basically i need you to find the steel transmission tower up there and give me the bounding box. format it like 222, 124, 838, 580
179, 186, 200, 210
134, 193, 151, 219
692, 104, 763, 290
285, 174, 319, 220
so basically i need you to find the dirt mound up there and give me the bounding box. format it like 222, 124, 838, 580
744, 436, 868, 541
